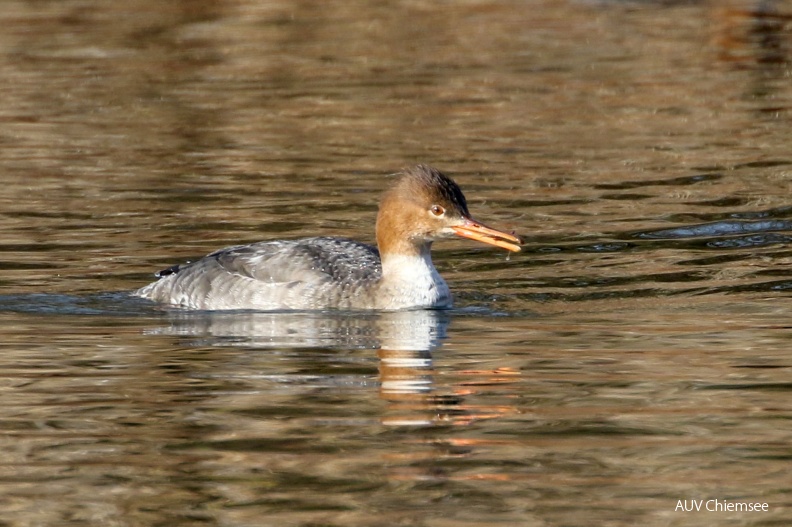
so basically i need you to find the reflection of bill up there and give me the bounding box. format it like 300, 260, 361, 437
378, 345, 522, 428
376, 311, 521, 428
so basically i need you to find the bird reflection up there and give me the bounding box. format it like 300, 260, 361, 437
146, 308, 459, 425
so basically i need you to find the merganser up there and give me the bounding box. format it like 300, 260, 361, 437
134, 164, 521, 311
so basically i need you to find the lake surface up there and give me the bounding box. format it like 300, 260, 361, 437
1, 1, 791, 525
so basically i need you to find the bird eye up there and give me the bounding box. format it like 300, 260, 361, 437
430, 205, 445, 217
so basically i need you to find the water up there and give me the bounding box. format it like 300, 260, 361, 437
1, 1, 792, 525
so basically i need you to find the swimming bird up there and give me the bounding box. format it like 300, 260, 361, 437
134, 164, 521, 310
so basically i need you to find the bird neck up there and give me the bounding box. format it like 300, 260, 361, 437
376, 245, 450, 309
379, 242, 434, 279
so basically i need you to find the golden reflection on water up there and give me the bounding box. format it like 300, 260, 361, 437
0, 0, 792, 525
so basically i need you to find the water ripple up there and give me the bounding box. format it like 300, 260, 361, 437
632, 219, 792, 240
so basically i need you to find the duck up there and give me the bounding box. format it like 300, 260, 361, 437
134, 164, 521, 310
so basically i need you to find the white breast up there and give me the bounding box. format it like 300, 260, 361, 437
376, 253, 452, 310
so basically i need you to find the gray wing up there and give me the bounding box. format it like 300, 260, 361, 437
211, 237, 381, 283
135, 237, 383, 310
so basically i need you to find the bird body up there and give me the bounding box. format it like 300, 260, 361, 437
135, 165, 520, 311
